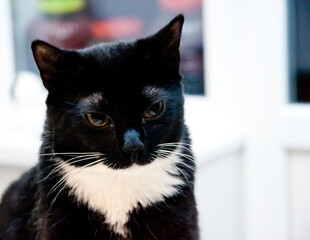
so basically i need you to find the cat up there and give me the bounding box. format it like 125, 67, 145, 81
0, 14, 199, 240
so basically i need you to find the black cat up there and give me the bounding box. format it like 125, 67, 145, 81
0, 14, 199, 240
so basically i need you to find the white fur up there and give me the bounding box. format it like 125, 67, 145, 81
59, 151, 184, 236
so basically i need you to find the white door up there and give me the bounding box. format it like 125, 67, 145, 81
242, 0, 310, 240
194, 0, 310, 240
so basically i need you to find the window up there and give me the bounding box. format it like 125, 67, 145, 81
289, 0, 310, 102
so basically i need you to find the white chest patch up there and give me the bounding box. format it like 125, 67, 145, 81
59, 151, 184, 236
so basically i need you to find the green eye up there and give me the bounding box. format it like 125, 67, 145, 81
86, 113, 111, 127
144, 102, 164, 119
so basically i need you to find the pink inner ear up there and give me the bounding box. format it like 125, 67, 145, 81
158, 16, 184, 53
169, 21, 182, 37
32, 44, 64, 90
34, 45, 62, 66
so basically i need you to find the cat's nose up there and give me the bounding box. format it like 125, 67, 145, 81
122, 129, 144, 161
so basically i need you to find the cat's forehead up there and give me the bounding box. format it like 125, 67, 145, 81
81, 85, 165, 106
81, 42, 151, 84
81, 41, 137, 68
77, 42, 179, 107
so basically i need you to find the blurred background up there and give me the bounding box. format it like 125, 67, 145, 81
0, 0, 310, 240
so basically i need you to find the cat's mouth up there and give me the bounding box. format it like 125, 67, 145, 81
102, 153, 153, 170
116, 159, 150, 169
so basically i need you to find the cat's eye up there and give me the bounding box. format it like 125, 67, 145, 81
86, 113, 111, 127
144, 102, 164, 119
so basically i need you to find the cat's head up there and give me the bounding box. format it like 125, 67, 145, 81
32, 15, 185, 169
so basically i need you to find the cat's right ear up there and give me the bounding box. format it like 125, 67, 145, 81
31, 40, 72, 90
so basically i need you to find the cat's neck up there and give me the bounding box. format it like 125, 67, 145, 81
55, 148, 184, 236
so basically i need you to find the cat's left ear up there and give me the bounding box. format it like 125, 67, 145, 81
141, 14, 184, 77
154, 14, 184, 55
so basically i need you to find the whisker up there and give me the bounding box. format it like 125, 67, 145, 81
52, 157, 104, 198
162, 153, 196, 172
158, 143, 194, 155
176, 161, 196, 172
48, 175, 67, 197
40, 155, 101, 183
66, 154, 103, 163
73, 158, 104, 172
49, 158, 106, 207
158, 142, 191, 147
158, 142, 192, 149
175, 166, 193, 192
157, 149, 195, 161
146, 223, 159, 240
153, 154, 193, 192
40, 152, 102, 156
50, 177, 68, 206
156, 151, 195, 191
48, 157, 104, 196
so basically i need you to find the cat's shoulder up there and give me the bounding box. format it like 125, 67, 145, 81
0, 166, 38, 207
0, 166, 38, 239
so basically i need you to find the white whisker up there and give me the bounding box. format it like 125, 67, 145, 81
157, 149, 195, 162
48, 157, 104, 196
176, 161, 196, 172
40, 155, 101, 183
40, 152, 102, 156
158, 142, 191, 147
158, 142, 194, 155
49, 158, 105, 205
175, 166, 193, 192
161, 145, 193, 155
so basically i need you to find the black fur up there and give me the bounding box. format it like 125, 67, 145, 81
0, 15, 199, 240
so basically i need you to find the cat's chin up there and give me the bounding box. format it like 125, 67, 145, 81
113, 163, 150, 176
115, 162, 147, 171
104, 155, 154, 170
126, 163, 140, 170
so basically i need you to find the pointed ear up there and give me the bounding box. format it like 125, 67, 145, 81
154, 14, 184, 55
31, 40, 68, 90
140, 14, 184, 78
32, 40, 86, 93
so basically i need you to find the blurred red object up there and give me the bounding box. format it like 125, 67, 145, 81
159, 0, 201, 11
29, 18, 91, 49
91, 17, 143, 41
